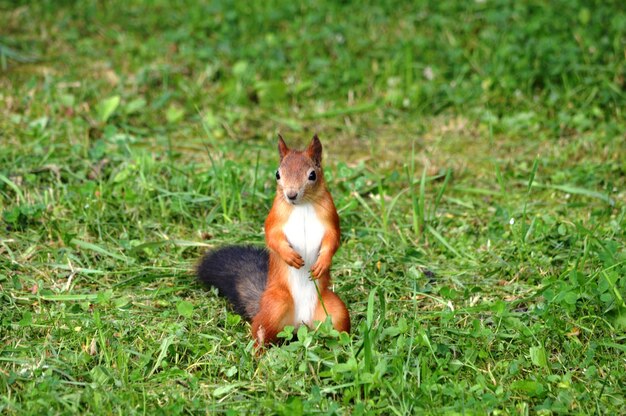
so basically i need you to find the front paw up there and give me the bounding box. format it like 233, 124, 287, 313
310, 258, 330, 279
283, 249, 304, 269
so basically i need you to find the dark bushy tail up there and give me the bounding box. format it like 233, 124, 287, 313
196, 246, 269, 320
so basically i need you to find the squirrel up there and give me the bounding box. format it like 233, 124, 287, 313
197, 134, 350, 348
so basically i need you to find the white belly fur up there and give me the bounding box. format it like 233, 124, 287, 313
282, 203, 325, 327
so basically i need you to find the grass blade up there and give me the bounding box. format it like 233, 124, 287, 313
71, 238, 132, 263
426, 224, 465, 259
433, 168, 452, 217
37, 294, 100, 301
148, 335, 174, 377
532, 183, 614, 205
417, 166, 427, 238
0, 172, 25, 201
131, 239, 211, 254
526, 159, 539, 193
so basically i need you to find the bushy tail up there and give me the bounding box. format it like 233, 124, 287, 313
196, 246, 269, 320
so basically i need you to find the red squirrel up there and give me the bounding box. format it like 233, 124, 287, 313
197, 134, 350, 348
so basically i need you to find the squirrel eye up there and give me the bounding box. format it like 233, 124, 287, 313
308, 171, 316, 181
275, 170, 280, 180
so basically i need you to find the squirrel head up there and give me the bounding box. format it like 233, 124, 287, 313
275, 134, 324, 205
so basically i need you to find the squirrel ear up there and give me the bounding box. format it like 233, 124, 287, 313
278, 134, 289, 160
307, 134, 322, 167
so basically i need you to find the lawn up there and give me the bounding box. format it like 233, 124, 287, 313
1, 0, 625, 414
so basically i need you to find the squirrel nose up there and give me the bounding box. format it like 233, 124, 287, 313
286, 191, 298, 201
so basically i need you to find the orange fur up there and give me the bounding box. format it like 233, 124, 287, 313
252, 135, 350, 348
314, 289, 350, 333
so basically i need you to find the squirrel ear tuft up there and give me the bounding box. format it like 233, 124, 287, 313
307, 134, 322, 166
278, 134, 289, 160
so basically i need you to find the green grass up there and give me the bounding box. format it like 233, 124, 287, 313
1, 0, 625, 414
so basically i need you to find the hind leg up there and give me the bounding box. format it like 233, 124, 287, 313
251, 286, 294, 348
313, 289, 350, 333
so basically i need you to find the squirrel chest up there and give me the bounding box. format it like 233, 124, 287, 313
282, 203, 325, 326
